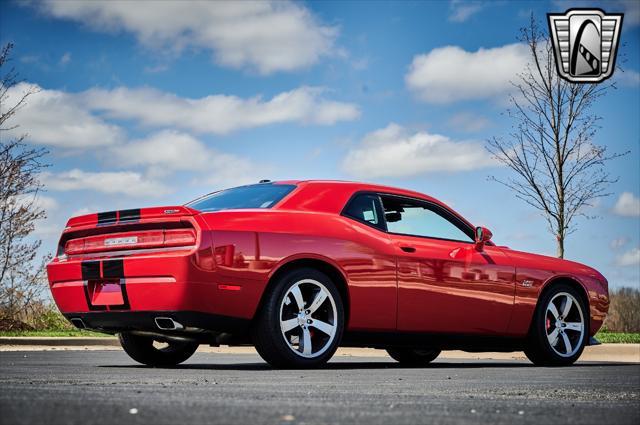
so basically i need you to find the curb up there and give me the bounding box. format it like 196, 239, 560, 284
0, 337, 120, 346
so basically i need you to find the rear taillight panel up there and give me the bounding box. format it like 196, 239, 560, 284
64, 228, 196, 256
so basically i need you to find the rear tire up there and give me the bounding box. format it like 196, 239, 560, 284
252, 267, 344, 368
524, 284, 588, 366
386, 348, 441, 366
118, 332, 199, 367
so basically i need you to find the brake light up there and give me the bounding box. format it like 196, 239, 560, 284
64, 229, 196, 255
163, 229, 196, 247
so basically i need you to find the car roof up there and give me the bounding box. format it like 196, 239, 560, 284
276, 179, 440, 201
274, 179, 463, 219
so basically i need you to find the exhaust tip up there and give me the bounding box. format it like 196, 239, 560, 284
154, 317, 183, 331
70, 318, 86, 329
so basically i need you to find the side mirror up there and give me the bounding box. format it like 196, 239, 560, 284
474, 226, 493, 251
385, 211, 402, 223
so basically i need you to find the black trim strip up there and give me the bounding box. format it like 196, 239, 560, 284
63, 311, 250, 334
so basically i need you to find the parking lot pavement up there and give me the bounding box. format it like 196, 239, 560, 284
1, 350, 638, 425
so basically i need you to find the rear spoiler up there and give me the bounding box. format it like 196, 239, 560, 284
65, 206, 198, 229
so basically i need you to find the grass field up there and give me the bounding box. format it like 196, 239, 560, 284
595, 331, 640, 344
1, 330, 639, 343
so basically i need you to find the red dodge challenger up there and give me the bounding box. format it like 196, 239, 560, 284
47, 180, 609, 368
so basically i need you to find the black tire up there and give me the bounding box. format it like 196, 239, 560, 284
524, 283, 588, 366
118, 332, 199, 367
252, 267, 344, 368
386, 348, 441, 366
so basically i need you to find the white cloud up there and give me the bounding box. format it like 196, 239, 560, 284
42, 169, 170, 197
112, 130, 263, 187
610, 237, 629, 250
616, 247, 640, 267
59, 52, 71, 65
12, 193, 58, 213
447, 112, 491, 133
405, 43, 529, 103
38, 0, 338, 74
342, 123, 497, 178
6, 83, 359, 148
613, 192, 640, 217
82, 86, 360, 135
4, 83, 124, 148
449, 0, 485, 23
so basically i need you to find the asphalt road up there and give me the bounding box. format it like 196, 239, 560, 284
0, 350, 638, 425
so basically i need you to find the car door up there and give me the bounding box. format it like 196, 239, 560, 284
379, 194, 516, 335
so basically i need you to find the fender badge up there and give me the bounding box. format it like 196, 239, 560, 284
521, 280, 534, 287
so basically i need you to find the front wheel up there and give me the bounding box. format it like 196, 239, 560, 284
252, 268, 344, 368
524, 284, 588, 366
118, 332, 199, 367
386, 348, 441, 366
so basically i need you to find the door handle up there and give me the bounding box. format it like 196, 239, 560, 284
400, 246, 416, 253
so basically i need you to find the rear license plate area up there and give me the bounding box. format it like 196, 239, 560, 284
88, 279, 125, 306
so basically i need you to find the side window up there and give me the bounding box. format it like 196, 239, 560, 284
381, 195, 473, 243
343, 194, 386, 231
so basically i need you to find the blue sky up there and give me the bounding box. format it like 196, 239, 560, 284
1, 0, 639, 288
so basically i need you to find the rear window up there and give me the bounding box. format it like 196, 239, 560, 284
186, 184, 296, 212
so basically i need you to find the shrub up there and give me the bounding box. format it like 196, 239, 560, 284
603, 287, 640, 333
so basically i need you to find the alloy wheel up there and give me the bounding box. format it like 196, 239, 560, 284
545, 292, 585, 358
279, 279, 338, 358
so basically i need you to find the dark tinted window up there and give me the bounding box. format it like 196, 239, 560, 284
187, 184, 296, 212
343, 193, 386, 230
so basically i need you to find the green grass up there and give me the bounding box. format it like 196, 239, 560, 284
0, 329, 112, 337
595, 331, 640, 344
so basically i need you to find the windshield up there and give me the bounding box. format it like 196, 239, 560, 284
186, 184, 296, 212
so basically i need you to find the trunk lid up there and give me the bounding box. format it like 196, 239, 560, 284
58, 206, 200, 258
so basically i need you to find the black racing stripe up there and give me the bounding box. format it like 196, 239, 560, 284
97, 211, 117, 226
81, 261, 101, 280
118, 208, 140, 223
109, 278, 131, 311
81, 261, 105, 311
102, 259, 124, 279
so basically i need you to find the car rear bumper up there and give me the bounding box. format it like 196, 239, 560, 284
47, 251, 264, 327
63, 311, 249, 334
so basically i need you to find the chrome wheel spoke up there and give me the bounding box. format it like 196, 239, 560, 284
561, 332, 573, 354
565, 322, 583, 332
307, 288, 328, 314
290, 285, 305, 310
547, 328, 560, 346
560, 296, 573, 319
281, 318, 299, 333
547, 302, 560, 320
311, 319, 335, 336
301, 327, 312, 355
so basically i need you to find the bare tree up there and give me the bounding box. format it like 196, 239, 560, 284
487, 18, 626, 258
0, 43, 49, 322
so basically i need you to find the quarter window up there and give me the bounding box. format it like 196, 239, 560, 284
343, 194, 386, 231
